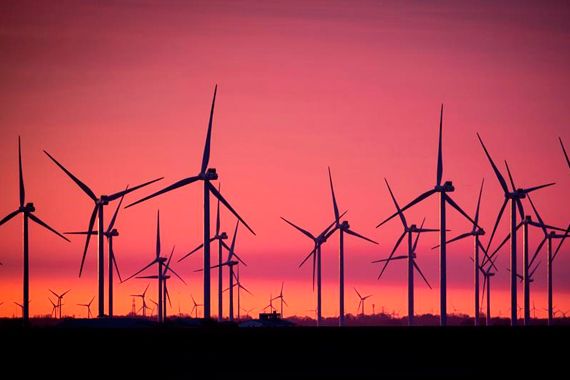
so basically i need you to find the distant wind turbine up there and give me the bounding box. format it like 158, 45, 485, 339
272, 282, 288, 318
354, 288, 372, 316
130, 284, 151, 317
49, 289, 70, 319
77, 296, 95, 318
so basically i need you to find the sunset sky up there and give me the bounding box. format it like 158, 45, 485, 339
1, 0, 569, 319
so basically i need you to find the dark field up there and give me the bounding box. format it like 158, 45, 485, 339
1, 320, 566, 379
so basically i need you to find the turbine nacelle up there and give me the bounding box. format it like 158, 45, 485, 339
108, 229, 119, 237
21, 202, 35, 213
474, 228, 485, 236
202, 168, 218, 181
98, 197, 110, 206
339, 221, 350, 230
435, 181, 454, 192
508, 189, 526, 199
219, 232, 228, 240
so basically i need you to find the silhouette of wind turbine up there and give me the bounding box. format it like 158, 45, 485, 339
44, 150, 161, 318
178, 186, 231, 321
272, 282, 288, 318
125, 86, 255, 320
130, 284, 151, 317
476, 134, 554, 325
525, 195, 570, 326
123, 210, 168, 322
560, 137, 570, 170
77, 296, 95, 318
431, 179, 493, 326
354, 288, 372, 316
325, 168, 378, 326
377, 106, 478, 326
49, 289, 70, 319
191, 295, 203, 319
281, 212, 346, 326
374, 179, 434, 326
0, 137, 69, 322
48, 298, 58, 318
65, 189, 127, 317
480, 254, 499, 327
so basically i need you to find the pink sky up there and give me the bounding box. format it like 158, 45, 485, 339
1, 0, 569, 318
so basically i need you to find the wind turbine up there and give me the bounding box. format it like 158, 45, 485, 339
123, 210, 168, 322
325, 168, 378, 326
0, 137, 69, 322
125, 86, 255, 320
241, 307, 255, 319
191, 295, 203, 319
44, 150, 161, 318
223, 263, 252, 320
178, 187, 230, 321
354, 288, 372, 316
130, 284, 151, 317
377, 106, 479, 326
49, 289, 70, 319
48, 298, 58, 318
476, 134, 554, 325
281, 213, 345, 326
65, 189, 126, 317
431, 179, 491, 326
77, 296, 95, 318
526, 195, 570, 326
374, 179, 434, 326
480, 254, 499, 327
155, 247, 186, 320
264, 294, 275, 313
560, 137, 569, 170
272, 282, 288, 318
206, 221, 247, 321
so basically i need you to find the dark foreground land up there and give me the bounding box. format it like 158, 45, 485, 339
1, 321, 566, 379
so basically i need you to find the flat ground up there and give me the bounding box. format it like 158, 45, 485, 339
1, 321, 565, 379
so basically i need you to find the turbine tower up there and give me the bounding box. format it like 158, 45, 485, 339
326, 168, 378, 326
378, 106, 478, 326
126, 86, 255, 319
178, 186, 230, 321
0, 137, 69, 322
272, 282, 288, 318
44, 150, 161, 317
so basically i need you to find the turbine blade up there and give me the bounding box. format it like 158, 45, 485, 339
436, 104, 443, 186
79, 204, 98, 277
281, 217, 315, 240
125, 176, 200, 209
445, 194, 480, 228
560, 137, 570, 169
474, 178, 484, 226
0, 209, 20, 227
377, 189, 437, 228
413, 260, 432, 289
107, 187, 127, 233
229, 220, 239, 259
476, 133, 509, 193
526, 193, 547, 235
384, 178, 407, 229
432, 231, 472, 249
328, 167, 340, 222
345, 228, 378, 244
123, 260, 157, 283
208, 182, 255, 235
299, 247, 316, 268
553, 223, 570, 262
377, 231, 406, 279
504, 161, 517, 192
529, 237, 546, 269
201, 85, 217, 175
18, 137, 25, 207
106, 178, 163, 202
354, 287, 362, 299
28, 214, 70, 242
216, 183, 221, 235
371, 255, 407, 263
485, 198, 508, 253
412, 218, 426, 252
43, 150, 97, 201
523, 182, 555, 195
